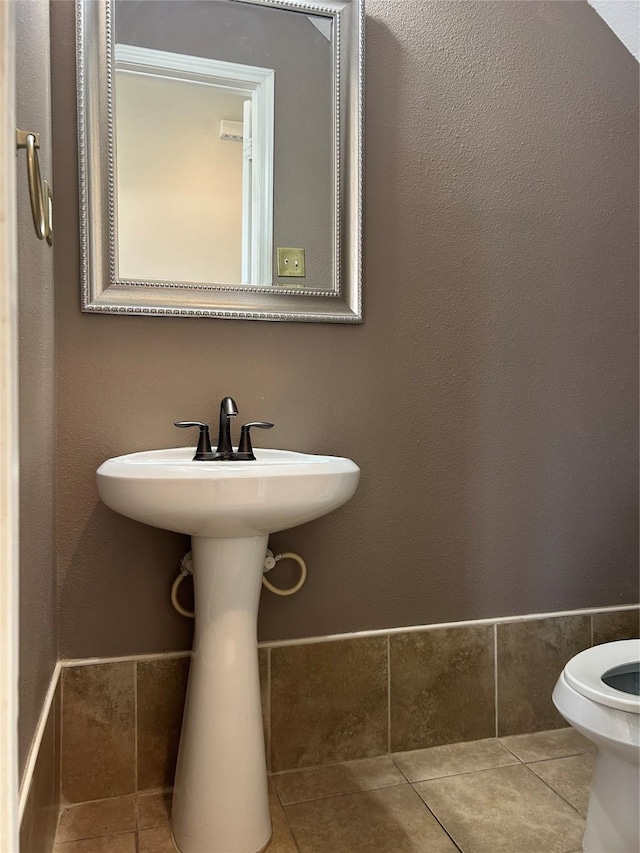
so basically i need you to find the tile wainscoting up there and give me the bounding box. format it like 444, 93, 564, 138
57, 606, 638, 805
19, 604, 639, 850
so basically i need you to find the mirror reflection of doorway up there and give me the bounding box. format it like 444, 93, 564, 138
114, 46, 274, 286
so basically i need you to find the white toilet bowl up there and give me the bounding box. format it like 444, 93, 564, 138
553, 639, 640, 853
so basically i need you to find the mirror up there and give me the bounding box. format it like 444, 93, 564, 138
77, 0, 364, 322
114, 44, 276, 287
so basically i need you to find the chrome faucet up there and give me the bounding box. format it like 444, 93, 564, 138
215, 396, 238, 460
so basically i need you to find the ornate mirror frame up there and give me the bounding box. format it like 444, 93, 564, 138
76, 0, 364, 323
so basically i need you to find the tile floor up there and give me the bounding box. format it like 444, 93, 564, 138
52, 728, 594, 853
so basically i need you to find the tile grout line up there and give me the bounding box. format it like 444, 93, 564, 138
521, 761, 589, 820
279, 758, 540, 805
493, 622, 499, 738
423, 759, 528, 784
268, 732, 548, 780
59, 667, 64, 809
524, 751, 593, 766
56, 603, 640, 667
409, 783, 464, 852
276, 781, 409, 808
134, 661, 139, 796
56, 788, 172, 810
274, 772, 303, 853
280, 805, 302, 853
134, 780, 140, 832
269, 752, 391, 777
267, 647, 272, 775
390, 752, 411, 783
259, 603, 640, 649
499, 740, 527, 762
386, 633, 391, 755
54, 828, 140, 848
590, 614, 594, 646
400, 753, 526, 786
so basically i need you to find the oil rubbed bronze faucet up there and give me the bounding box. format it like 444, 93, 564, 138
214, 396, 239, 460
174, 397, 273, 461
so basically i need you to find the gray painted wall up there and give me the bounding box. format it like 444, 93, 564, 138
51, 0, 638, 660
17, 0, 57, 773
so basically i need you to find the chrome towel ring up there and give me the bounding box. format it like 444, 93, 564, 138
16, 128, 52, 246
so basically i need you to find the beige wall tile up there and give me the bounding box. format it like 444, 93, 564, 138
272, 756, 404, 805
529, 753, 594, 818
392, 738, 518, 783
56, 796, 136, 843
593, 609, 639, 645
271, 637, 387, 772
61, 663, 135, 803
497, 616, 591, 736
500, 727, 593, 763
284, 784, 458, 852
20, 694, 58, 853
415, 764, 585, 853
137, 657, 190, 791
390, 625, 495, 752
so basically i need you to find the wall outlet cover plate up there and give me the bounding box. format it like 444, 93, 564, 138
277, 247, 306, 277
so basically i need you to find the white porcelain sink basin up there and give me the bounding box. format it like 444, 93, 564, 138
97, 447, 359, 538
96, 443, 360, 853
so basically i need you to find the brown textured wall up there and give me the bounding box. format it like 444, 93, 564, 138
16, 0, 57, 772
51, 0, 639, 659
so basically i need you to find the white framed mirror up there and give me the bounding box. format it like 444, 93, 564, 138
76, 0, 364, 322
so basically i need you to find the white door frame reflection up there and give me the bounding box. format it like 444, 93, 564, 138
114, 45, 274, 286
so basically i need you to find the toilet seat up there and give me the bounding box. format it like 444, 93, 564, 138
564, 640, 640, 714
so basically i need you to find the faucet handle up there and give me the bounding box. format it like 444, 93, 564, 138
236, 422, 274, 461
174, 421, 215, 461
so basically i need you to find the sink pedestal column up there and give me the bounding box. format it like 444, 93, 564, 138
171, 535, 271, 853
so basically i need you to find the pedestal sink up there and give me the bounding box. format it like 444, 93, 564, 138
96, 447, 360, 853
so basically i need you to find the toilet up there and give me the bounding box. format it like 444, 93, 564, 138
553, 639, 640, 853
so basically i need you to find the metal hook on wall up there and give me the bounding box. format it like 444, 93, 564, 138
43, 179, 53, 247
16, 128, 53, 245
